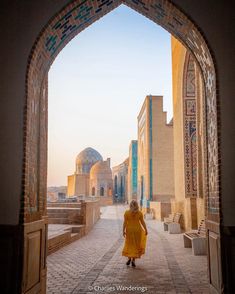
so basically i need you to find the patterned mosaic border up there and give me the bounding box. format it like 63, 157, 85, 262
23, 0, 219, 222
131, 141, 138, 194
183, 53, 198, 197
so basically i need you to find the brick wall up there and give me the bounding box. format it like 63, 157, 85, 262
81, 200, 100, 234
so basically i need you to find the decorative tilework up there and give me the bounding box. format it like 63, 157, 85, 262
76, 147, 103, 174
123, 0, 219, 215
186, 100, 196, 116
24, 0, 220, 222
183, 53, 198, 198
131, 141, 138, 194
191, 132, 197, 192
186, 71, 195, 96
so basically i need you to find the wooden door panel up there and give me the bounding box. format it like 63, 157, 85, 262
23, 219, 47, 294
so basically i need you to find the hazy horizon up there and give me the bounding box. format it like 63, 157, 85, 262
48, 4, 172, 187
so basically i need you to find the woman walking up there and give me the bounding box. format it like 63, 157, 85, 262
122, 200, 148, 267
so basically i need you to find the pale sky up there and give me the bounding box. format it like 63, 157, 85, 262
48, 4, 172, 187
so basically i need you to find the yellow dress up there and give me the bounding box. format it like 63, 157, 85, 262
122, 210, 147, 258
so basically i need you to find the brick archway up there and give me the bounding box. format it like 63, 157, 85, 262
23, 0, 220, 292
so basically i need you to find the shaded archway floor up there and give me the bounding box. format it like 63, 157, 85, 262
47, 205, 209, 293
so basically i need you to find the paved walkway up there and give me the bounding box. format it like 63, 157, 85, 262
47, 205, 209, 294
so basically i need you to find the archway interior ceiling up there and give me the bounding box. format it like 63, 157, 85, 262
25, 0, 219, 219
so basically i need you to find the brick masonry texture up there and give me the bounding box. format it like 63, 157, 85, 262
47, 205, 209, 294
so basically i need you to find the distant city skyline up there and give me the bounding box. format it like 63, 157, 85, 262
48, 4, 173, 187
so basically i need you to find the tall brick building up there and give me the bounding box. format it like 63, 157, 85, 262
137, 95, 174, 210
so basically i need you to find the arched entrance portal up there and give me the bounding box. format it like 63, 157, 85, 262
22, 0, 220, 293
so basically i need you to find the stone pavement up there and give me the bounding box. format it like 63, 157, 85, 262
47, 205, 209, 294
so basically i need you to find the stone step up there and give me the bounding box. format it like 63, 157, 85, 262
47, 203, 82, 208
48, 218, 71, 224
47, 212, 68, 218
47, 207, 83, 225
71, 233, 79, 238
70, 225, 85, 233
47, 207, 81, 213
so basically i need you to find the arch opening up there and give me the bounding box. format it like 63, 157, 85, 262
24, 0, 219, 220
100, 187, 105, 196
23, 0, 220, 292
